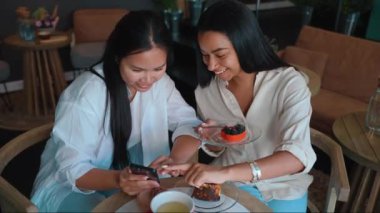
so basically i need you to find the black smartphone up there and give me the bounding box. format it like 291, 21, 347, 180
129, 163, 160, 183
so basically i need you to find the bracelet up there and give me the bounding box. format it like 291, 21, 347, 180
249, 161, 262, 183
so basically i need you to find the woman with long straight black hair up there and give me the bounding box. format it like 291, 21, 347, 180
31, 10, 202, 212
165, 1, 317, 212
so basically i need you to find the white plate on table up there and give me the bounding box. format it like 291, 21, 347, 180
116, 187, 249, 212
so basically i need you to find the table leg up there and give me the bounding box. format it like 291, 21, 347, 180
41, 50, 56, 110
23, 50, 40, 115
35, 50, 48, 115
351, 167, 372, 212
366, 171, 380, 212
342, 164, 363, 211
49, 50, 67, 94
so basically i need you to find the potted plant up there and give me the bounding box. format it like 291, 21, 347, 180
338, 0, 374, 35
155, 0, 183, 38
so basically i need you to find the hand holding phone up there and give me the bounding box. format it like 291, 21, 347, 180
129, 163, 160, 183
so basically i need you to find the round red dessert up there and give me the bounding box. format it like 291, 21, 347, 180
220, 124, 247, 143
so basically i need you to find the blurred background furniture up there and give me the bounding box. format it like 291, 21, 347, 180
279, 25, 380, 136
0, 122, 53, 212
0, 32, 70, 131
6, 33, 70, 115
333, 111, 380, 212
0, 59, 12, 112
70, 8, 128, 75
308, 128, 350, 212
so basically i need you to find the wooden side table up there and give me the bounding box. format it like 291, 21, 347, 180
0, 32, 70, 130
333, 111, 380, 212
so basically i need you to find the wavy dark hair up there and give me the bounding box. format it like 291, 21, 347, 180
101, 10, 172, 169
196, 0, 287, 87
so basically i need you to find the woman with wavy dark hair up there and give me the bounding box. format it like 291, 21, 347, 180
165, 0, 316, 212
31, 10, 201, 212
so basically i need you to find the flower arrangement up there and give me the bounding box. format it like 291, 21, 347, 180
33, 7, 59, 29
16, 5, 59, 40
16, 5, 59, 30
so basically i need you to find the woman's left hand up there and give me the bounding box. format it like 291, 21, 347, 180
119, 167, 160, 196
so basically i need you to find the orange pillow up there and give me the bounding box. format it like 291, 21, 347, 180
281, 46, 329, 77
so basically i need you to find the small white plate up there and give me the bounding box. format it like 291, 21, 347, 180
197, 123, 262, 147
193, 194, 226, 209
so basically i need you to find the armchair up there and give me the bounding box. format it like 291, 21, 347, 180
308, 128, 350, 212
70, 9, 128, 71
0, 122, 53, 212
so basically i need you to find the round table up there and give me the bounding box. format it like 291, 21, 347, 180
92, 177, 271, 212
333, 111, 380, 212
1, 32, 70, 130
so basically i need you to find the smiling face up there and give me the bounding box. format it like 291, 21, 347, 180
119, 46, 167, 93
198, 31, 243, 81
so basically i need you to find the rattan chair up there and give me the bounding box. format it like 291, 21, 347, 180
0, 122, 53, 212
308, 128, 350, 212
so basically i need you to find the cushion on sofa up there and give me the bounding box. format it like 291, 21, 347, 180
73, 9, 128, 43
311, 89, 368, 136
281, 46, 329, 77
296, 26, 380, 103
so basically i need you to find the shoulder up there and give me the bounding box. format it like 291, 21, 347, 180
153, 73, 176, 93
195, 77, 219, 95
59, 70, 107, 107
260, 67, 308, 89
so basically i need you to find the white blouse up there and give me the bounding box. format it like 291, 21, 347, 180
195, 66, 317, 201
31, 64, 201, 212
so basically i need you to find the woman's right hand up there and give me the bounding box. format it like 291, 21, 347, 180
164, 163, 228, 187
119, 167, 160, 196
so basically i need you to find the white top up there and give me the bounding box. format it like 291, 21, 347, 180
195, 67, 317, 201
31, 64, 202, 212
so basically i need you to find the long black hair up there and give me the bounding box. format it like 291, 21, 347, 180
101, 10, 172, 169
196, 0, 287, 87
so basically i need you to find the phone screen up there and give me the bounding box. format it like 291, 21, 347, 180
129, 163, 160, 183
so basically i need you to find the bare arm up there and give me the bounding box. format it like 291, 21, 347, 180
75, 168, 120, 190
166, 151, 304, 187
170, 135, 201, 163
225, 151, 305, 182
76, 167, 160, 195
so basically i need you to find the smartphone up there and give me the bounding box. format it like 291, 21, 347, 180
129, 163, 160, 183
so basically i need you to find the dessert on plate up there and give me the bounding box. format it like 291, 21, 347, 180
220, 124, 247, 143
192, 183, 221, 201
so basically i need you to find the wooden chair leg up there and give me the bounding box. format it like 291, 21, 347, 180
366, 172, 380, 212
